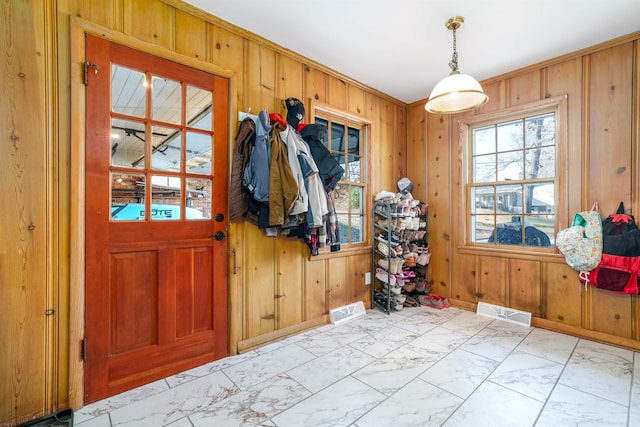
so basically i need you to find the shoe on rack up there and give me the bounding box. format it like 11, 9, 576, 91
402, 268, 416, 278
377, 241, 390, 257
417, 252, 431, 266
385, 282, 402, 295
404, 252, 417, 267
394, 244, 404, 256
415, 278, 430, 294
402, 282, 416, 293
403, 295, 419, 307
376, 218, 389, 228
375, 267, 396, 285
394, 294, 407, 305
373, 290, 397, 311
377, 231, 400, 245
391, 257, 405, 274
375, 190, 397, 201
377, 259, 390, 270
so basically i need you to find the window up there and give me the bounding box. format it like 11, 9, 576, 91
464, 97, 567, 249
314, 107, 369, 246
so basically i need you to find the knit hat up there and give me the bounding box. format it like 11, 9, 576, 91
285, 97, 305, 129
398, 177, 413, 194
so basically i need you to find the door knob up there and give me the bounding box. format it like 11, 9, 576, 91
214, 231, 226, 241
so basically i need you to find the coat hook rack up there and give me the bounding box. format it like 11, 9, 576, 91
238, 107, 258, 122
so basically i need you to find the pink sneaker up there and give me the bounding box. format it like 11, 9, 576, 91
418, 295, 443, 309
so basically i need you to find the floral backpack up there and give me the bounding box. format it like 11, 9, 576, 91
556, 203, 602, 272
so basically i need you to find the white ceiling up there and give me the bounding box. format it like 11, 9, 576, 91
185, 0, 640, 104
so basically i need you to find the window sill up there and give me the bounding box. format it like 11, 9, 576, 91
309, 244, 372, 261
458, 244, 566, 263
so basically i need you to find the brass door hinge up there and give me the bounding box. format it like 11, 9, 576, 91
83, 61, 99, 85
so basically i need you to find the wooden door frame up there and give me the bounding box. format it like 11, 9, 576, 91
68, 18, 237, 409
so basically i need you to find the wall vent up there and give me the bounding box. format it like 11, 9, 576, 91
329, 301, 366, 325
476, 302, 532, 327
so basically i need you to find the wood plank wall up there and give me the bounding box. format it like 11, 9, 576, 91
1, 1, 57, 425
2, 0, 639, 424
1, 0, 406, 423
407, 32, 640, 351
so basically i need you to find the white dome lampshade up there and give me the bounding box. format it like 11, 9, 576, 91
425, 71, 488, 113
425, 16, 489, 114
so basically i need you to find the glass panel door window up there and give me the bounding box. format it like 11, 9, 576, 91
110, 64, 214, 221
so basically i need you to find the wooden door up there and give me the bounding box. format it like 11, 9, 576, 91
84, 35, 229, 403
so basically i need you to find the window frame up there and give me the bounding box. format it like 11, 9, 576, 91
458, 95, 569, 255
310, 101, 372, 252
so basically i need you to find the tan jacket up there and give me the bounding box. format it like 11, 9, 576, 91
269, 122, 298, 226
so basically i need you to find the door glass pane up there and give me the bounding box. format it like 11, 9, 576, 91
151, 175, 181, 220
152, 76, 181, 125
151, 126, 181, 172
186, 85, 212, 131
186, 131, 212, 175
111, 64, 146, 118
186, 178, 211, 220
111, 173, 145, 221
111, 118, 145, 169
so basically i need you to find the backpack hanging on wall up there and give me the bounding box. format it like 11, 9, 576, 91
580, 202, 640, 294
556, 202, 602, 272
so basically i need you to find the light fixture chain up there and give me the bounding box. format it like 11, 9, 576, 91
449, 26, 459, 73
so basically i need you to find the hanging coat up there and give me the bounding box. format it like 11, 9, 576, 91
269, 122, 299, 226
299, 124, 344, 192
242, 110, 271, 203
280, 125, 328, 227
229, 117, 255, 221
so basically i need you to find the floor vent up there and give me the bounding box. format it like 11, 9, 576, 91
329, 301, 366, 325
476, 302, 532, 327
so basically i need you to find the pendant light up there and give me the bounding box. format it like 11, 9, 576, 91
425, 16, 488, 114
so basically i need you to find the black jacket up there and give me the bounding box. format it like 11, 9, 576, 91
299, 124, 344, 192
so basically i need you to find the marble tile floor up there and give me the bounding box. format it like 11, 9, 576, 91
75, 306, 640, 427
